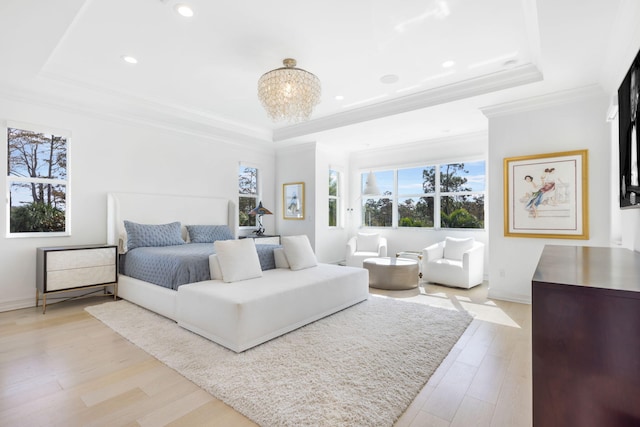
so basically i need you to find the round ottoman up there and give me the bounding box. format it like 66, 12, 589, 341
363, 257, 419, 290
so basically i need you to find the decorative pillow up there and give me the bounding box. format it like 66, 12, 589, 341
208, 254, 223, 280
213, 238, 263, 283
186, 225, 233, 243
282, 235, 317, 271
255, 245, 278, 271
123, 220, 185, 251
273, 247, 290, 269
443, 237, 475, 261
356, 233, 380, 252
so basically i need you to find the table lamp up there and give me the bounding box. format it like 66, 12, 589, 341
249, 201, 272, 236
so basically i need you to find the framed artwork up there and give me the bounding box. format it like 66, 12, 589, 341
283, 182, 304, 220
503, 150, 588, 239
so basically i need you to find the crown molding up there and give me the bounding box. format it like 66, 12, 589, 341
38, 71, 273, 140
273, 63, 542, 142
0, 83, 275, 151
480, 84, 606, 118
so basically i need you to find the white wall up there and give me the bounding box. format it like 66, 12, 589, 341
0, 97, 275, 311
484, 86, 611, 303
275, 143, 317, 249
348, 131, 489, 269
314, 145, 350, 264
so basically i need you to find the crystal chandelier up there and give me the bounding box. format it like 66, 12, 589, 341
257, 58, 321, 123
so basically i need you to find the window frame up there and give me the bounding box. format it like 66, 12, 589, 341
5, 121, 71, 238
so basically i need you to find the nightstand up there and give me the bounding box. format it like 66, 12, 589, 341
239, 234, 281, 245
36, 244, 118, 313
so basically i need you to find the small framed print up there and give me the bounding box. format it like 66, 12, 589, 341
504, 150, 588, 239
283, 182, 304, 220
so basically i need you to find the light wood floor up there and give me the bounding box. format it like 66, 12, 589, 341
0, 282, 531, 426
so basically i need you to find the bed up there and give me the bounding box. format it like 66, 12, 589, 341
107, 192, 369, 352
107, 192, 236, 320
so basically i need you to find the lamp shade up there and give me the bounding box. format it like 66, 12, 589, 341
258, 58, 321, 123
249, 201, 272, 216
363, 171, 380, 195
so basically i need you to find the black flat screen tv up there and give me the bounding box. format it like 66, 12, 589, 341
619, 48, 640, 208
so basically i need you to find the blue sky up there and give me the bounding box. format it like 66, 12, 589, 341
363, 160, 485, 194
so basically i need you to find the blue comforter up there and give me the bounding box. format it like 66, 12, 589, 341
122, 242, 280, 290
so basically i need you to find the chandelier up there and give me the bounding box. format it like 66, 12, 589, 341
257, 58, 321, 123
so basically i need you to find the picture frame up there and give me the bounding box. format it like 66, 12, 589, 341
503, 150, 588, 239
283, 182, 305, 220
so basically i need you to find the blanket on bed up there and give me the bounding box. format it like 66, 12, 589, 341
121, 243, 280, 289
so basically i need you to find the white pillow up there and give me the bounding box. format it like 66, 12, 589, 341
282, 235, 317, 271
273, 248, 290, 269
356, 233, 380, 252
213, 239, 263, 283
208, 254, 223, 280
443, 237, 475, 261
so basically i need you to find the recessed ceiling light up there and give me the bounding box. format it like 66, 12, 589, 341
174, 4, 194, 17
121, 55, 138, 64
380, 74, 399, 84
335, 95, 344, 101
442, 60, 455, 68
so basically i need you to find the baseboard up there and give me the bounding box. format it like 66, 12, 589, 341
487, 289, 531, 304
0, 297, 35, 313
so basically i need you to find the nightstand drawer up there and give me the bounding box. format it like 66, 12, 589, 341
46, 247, 115, 271
47, 265, 117, 291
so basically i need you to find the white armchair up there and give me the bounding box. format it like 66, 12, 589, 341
346, 233, 388, 267
421, 237, 484, 289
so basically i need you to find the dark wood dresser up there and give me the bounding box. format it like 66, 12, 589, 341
532, 245, 640, 427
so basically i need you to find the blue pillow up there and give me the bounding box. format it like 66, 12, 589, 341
124, 220, 185, 250
186, 225, 234, 243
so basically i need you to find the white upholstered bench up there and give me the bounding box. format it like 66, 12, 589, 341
176, 263, 369, 352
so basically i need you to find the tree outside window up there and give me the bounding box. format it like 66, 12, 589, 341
440, 161, 485, 229
7, 126, 69, 235
238, 165, 258, 227
398, 166, 435, 227
362, 170, 393, 227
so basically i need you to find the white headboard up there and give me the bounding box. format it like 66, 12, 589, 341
107, 192, 236, 248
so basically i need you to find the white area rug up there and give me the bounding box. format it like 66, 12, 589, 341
86, 296, 472, 427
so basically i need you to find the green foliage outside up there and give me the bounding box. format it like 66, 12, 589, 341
366, 163, 484, 229
10, 201, 65, 232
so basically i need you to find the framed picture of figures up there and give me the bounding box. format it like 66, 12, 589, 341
503, 150, 588, 239
283, 182, 304, 220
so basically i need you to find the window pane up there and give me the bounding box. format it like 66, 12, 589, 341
440, 162, 485, 193
329, 199, 337, 227
238, 166, 257, 195
238, 196, 257, 227
362, 170, 393, 196
8, 128, 67, 179
362, 197, 392, 227
398, 196, 434, 227
441, 195, 484, 229
329, 170, 338, 196
398, 166, 435, 194
9, 183, 66, 232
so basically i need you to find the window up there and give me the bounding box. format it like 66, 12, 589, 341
361, 160, 485, 229
328, 169, 340, 227
439, 161, 485, 229
7, 125, 69, 236
238, 164, 258, 227
398, 166, 435, 227
362, 170, 394, 227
